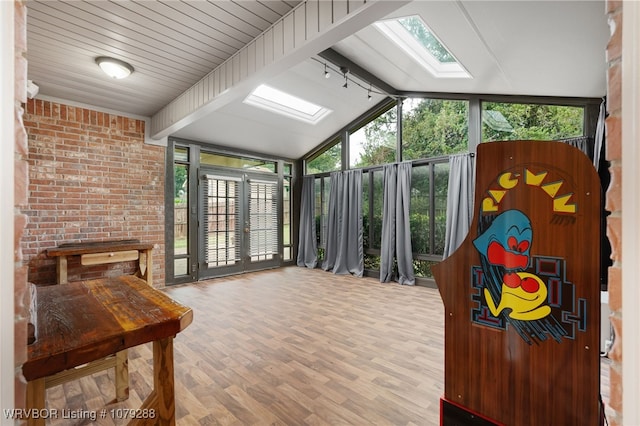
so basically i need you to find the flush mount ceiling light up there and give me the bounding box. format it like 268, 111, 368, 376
95, 56, 134, 79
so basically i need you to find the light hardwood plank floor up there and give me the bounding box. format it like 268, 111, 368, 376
40, 267, 610, 425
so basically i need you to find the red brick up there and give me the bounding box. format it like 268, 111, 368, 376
608, 362, 623, 412
606, 0, 622, 14
605, 164, 622, 212
23, 101, 166, 286
15, 54, 27, 104
608, 315, 622, 362
605, 115, 621, 161
607, 62, 621, 114
606, 215, 621, 263
14, 0, 27, 51
606, 11, 622, 63
607, 266, 622, 312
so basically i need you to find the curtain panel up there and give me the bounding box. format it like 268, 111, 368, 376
380, 163, 415, 285
322, 170, 364, 276
443, 153, 476, 259
296, 176, 317, 268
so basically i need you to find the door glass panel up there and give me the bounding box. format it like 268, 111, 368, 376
174, 164, 188, 256
203, 175, 241, 268
174, 163, 189, 278
174, 259, 188, 276
283, 176, 291, 249
248, 179, 278, 262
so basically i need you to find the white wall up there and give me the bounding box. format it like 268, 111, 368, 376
0, 0, 16, 421
622, 1, 640, 423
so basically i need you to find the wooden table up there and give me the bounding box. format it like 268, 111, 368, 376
23, 276, 193, 425
46, 240, 154, 285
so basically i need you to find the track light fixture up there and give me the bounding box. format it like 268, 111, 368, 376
313, 57, 399, 101
340, 66, 349, 89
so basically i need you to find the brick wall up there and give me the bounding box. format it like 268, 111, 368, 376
604, 0, 622, 424
22, 99, 166, 287
14, 0, 29, 411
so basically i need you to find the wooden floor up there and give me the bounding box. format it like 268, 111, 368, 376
42, 267, 611, 425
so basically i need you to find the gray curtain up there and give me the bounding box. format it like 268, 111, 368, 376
443, 153, 475, 259
297, 176, 317, 268
593, 98, 606, 170
380, 165, 397, 282
559, 136, 593, 160
322, 170, 364, 276
380, 163, 415, 285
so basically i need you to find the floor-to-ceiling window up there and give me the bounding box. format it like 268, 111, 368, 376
303, 94, 599, 284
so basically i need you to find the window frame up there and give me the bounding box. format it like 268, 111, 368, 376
302, 93, 601, 283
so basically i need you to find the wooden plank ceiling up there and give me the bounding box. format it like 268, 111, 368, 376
26, 0, 302, 117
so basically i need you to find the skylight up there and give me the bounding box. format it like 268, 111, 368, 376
244, 84, 332, 125
374, 15, 471, 79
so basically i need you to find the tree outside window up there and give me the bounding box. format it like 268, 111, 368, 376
482, 102, 584, 142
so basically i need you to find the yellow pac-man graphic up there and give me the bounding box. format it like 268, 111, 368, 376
498, 172, 519, 189
553, 194, 577, 213
525, 169, 548, 186
541, 181, 564, 198
481, 168, 577, 214
483, 272, 551, 321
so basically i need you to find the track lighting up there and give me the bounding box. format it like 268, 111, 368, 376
314, 58, 399, 101
340, 66, 349, 88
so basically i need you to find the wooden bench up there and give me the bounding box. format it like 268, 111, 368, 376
23, 275, 193, 425
46, 239, 154, 286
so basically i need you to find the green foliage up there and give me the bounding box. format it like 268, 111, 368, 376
364, 254, 380, 270
307, 142, 342, 174
310, 98, 585, 277
482, 102, 584, 142
410, 213, 430, 253
414, 259, 439, 278
398, 17, 455, 63
355, 108, 398, 168
174, 165, 187, 198
402, 99, 469, 160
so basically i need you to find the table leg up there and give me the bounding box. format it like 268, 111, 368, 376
56, 256, 68, 285
115, 349, 129, 401
134, 337, 175, 425
26, 378, 45, 426
145, 249, 153, 286
153, 337, 175, 425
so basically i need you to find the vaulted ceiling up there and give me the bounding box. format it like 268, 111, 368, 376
26, 0, 609, 159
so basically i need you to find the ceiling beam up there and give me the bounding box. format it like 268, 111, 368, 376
149, 0, 410, 140
318, 47, 398, 96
